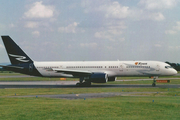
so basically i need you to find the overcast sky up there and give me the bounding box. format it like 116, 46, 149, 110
0, 0, 180, 63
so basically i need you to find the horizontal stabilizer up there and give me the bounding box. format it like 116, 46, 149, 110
0, 65, 24, 69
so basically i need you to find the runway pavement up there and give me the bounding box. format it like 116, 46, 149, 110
116, 78, 180, 81
0, 74, 180, 88
0, 75, 34, 78
0, 77, 179, 99
5, 92, 161, 100
0, 81, 180, 88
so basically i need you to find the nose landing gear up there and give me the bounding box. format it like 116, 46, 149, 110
152, 77, 157, 87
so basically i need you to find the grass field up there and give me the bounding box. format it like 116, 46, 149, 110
0, 72, 180, 119
0, 96, 180, 120
0, 88, 180, 119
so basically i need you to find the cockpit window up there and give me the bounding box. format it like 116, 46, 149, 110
165, 66, 173, 69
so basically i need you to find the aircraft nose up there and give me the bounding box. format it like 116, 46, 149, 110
172, 69, 178, 75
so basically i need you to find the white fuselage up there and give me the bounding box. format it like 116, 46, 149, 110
34, 61, 177, 78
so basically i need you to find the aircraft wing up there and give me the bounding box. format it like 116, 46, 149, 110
52, 68, 92, 76
0, 65, 24, 69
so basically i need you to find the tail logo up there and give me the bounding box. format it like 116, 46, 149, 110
9, 54, 30, 62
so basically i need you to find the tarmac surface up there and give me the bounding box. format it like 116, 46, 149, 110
0, 75, 34, 78
0, 75, 179, 99
0, 81, 180, 88
5, 92, 162, 100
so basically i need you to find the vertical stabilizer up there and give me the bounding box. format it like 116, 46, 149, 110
1, 36, 33, 64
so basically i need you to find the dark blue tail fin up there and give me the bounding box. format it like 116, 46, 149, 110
1, 36, 33, 64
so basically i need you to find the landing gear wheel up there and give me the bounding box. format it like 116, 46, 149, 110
76, 82, 91, 87
76, 83, 81, 86
152, 83, 156, 87
83, 81, 91, 87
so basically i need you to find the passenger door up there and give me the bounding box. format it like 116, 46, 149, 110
156, 65, 160, 71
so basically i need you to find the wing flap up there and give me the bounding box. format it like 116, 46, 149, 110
52, 68, 92, 76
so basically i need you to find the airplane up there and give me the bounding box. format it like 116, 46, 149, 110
0, 36, 177, 87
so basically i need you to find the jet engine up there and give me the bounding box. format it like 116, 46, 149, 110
90, 73, 108, 83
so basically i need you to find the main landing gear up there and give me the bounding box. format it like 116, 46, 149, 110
76, 77, 91, 87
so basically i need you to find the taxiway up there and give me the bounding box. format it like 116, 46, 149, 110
5, 92, 164, 100
0, 81, 180, 88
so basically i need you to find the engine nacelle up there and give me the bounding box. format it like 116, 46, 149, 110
108, 77, 117, 82
90, 73, 108, 83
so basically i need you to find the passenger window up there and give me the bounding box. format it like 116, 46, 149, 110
165, 66, 172, 69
